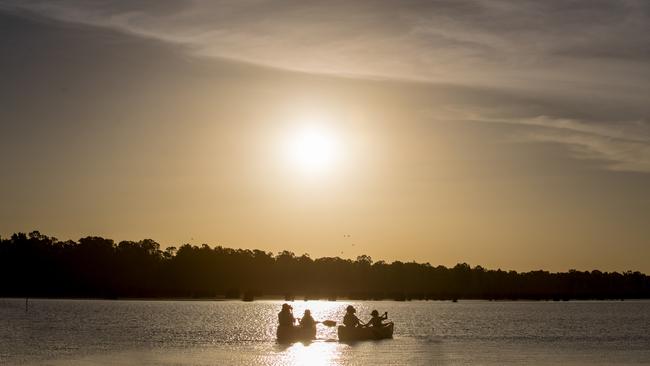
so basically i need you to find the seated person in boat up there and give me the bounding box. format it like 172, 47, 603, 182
366, 309, 389, 327
278, 303, 296, 327
343, 305, 365, 327
299, 309, 316, 328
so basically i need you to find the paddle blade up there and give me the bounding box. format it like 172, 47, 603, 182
321, 320, 337, 327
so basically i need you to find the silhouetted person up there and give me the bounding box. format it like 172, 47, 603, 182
366, 309, 388, 327
343, 305, 364, 327
299, 309, 316, 328
278, 303, 295, 327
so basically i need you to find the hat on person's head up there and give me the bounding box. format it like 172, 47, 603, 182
282, 303, 292, 310
304, 309, 311, 314
346, 305, 356, 313
371, 309, 379, 316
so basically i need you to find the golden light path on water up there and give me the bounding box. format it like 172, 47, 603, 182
274, 342, 340, 366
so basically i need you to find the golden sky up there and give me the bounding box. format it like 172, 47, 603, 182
1, 1, 649, 272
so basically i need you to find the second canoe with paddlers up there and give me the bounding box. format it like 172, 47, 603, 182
338, 306, 394, 342
337, 322, 394, 342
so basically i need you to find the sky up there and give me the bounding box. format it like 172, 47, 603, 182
1, 0, 649, 272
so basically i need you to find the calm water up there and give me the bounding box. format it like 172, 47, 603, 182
1, 298, 650, 365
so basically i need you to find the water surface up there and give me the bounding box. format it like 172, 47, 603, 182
1, 299, 649, 365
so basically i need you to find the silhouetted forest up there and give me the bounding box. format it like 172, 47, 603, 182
1, 231, 649, 300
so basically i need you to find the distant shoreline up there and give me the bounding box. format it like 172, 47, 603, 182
3, 231, 649, 301
3, 296, 647, 302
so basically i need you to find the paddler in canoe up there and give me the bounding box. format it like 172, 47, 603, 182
298, 309, 317, 339
277, 303, 303, 342
338, 306, 394, 341
299, 309, 316, 327
278, 303, 296, 327
343, 305, 366, 327
276, 304, 336, 342
367, 309, 389, 328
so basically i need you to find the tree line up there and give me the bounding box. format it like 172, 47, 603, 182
1, 231, 648, 300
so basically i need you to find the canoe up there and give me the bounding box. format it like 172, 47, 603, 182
337, 322, 394, 342
276, 325, 317, 343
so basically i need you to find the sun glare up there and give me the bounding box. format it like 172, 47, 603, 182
286, 123, 341, 175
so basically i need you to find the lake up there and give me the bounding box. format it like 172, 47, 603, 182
1, 298, 649, 365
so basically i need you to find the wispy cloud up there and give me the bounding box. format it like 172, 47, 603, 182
472, 115, 650, 173
526, 129, 650, 173
520, 117, 650, 173
2, 0, 648, 88
518, 117, 650, 143
2, 0, 649, 172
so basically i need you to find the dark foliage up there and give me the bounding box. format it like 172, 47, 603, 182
1, 231, 649, 300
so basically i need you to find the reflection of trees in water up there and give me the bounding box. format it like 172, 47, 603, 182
1, 231, 648, 300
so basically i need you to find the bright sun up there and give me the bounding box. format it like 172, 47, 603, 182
286, 124, 341, 175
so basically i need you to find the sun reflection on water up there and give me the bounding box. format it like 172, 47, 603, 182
274, 341, 341, 366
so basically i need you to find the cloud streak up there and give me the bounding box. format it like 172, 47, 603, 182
2, 0, 649, 172
512, 117, 650, 173
2, 1, 648, 87
440, 112, 650, 173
